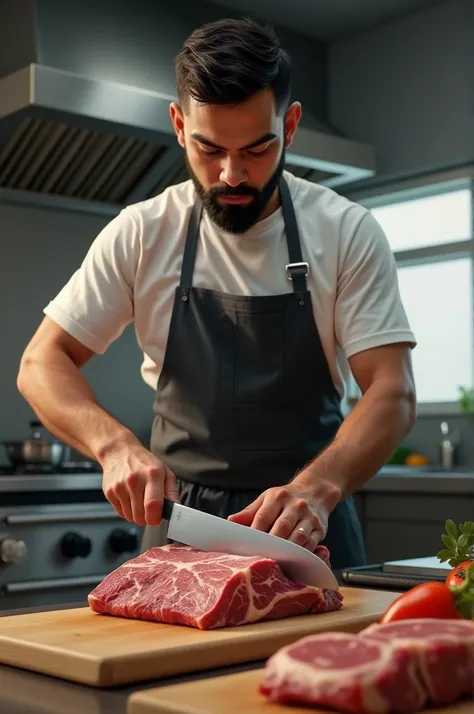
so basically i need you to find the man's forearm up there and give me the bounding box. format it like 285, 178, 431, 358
292, 379, 416, 510
17, 349, 140, 463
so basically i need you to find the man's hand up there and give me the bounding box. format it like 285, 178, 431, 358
101, 446, 179, 527
227, 485, 331, 552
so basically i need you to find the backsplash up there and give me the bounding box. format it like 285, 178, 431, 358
402, 415, 474, 467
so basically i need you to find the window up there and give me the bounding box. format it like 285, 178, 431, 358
397, 259, 473, 403
370, 189, 472, 252
357, 179, 474, 409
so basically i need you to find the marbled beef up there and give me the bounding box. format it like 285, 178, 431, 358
88, 544, 342, 630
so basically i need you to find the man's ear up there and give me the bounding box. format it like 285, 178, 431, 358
169, 102, 185, 149
284, 101, 302, 148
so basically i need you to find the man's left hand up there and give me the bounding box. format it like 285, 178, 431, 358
227, 485, 330, 552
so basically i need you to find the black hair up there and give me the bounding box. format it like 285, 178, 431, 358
175, 17, 291, 113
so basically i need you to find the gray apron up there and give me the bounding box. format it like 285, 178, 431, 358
143, 178, 366, 569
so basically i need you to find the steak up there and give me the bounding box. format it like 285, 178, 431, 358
361, 618, 474, 705
259, 631, 426, 713
260, 619, 474, 712
88, 544, 342, 630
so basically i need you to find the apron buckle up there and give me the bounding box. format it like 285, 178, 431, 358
286, 262, 309, 280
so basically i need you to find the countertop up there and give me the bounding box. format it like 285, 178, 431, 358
360, 465, 474, 494
0, 601, 266, 714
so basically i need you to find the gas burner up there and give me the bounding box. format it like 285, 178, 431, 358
0, 461, 101, 476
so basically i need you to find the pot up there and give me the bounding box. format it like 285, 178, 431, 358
3, 420, 66, 467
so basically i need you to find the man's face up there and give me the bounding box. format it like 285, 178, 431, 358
170, 90, 301, 234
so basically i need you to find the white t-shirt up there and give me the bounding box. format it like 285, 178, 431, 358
44, 170, 416, 398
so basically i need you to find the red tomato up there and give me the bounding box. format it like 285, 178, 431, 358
380, 581, 462, 624
446, 561, 474, 588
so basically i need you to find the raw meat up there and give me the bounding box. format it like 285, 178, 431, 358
259, 631, 426, 713
361, 618, 474, 705
88, 544, 342, 630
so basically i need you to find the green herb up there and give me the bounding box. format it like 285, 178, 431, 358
437, 519, 474, 567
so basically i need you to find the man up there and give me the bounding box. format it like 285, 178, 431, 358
17, 18, 416, 570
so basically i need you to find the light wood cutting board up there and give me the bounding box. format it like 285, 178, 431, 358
127, 670, 474, 714
0, 587, 398, 688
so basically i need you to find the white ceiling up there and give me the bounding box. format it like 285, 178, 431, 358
208, 0, 447, 40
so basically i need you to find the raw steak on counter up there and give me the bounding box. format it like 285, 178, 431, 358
259, 631, 426, 713
88, 544, 342, 630
260, 618, 474, 713
361, 618, 474, 705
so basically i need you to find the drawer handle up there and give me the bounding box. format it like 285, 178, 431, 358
3, 574, 105, 594
5, 511, 118, 526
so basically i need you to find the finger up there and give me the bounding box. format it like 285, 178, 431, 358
114, 479, 134, 522
227, 492, 265, 525
268, 506, 299, 539
306, 530, 322, 552
125, 471, 146, 526
288, 519, 324, 550
104, 485, 125, 520
164, 466, 180, 503
144, 467, 164, 526
250, 493, 285, 532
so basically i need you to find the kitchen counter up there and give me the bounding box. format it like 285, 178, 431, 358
0, 655, 264, 714
360, 465, 474, 494
0, 601, 266, 714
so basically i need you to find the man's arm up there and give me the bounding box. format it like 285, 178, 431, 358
17, 316, 136, 462
292, 341, 416, 504
17, 317, 179, 525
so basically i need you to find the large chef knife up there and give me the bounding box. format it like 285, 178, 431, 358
161, 498, 339, 590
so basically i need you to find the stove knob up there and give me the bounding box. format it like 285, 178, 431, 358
0, 538, 28, 564
61, 532, 92, 559
109, 528, 138, 554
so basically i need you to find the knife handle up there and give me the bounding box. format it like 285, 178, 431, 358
162, 498, 174, 521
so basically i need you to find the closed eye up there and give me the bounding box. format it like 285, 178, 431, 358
198, 144, 272, 158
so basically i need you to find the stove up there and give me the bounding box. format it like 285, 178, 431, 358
0, 465, 144, 610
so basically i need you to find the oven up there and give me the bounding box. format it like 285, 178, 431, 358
0, 466, 144, 610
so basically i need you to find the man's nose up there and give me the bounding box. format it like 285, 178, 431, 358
219, 157, 247, 187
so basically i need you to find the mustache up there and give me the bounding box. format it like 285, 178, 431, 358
207, 185, 259, 198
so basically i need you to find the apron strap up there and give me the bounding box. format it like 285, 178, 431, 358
279, 178, 309, 293
179, 180, 308, 293
180, 200, 203, 288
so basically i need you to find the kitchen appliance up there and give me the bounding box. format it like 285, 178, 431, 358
3, 420, 66, 467
0, 464, 144, 610
162, 498, 338, 590
0, 4, 375, 221
0, 587, 398, 687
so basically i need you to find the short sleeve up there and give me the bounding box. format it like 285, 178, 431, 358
43, 208, 140, 354
335, 210, 416, 358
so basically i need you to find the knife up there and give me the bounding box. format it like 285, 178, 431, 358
161, 498, 339, 591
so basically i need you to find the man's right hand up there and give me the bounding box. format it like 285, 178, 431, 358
100, 447, 179, 526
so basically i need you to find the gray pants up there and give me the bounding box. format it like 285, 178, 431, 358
141, 479, 367, 570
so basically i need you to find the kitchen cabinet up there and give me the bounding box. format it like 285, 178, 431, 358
355, 470, 474, 564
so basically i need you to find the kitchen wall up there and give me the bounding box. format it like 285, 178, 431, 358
0, 201, 153, 458
330, 0, 474, 466
329, 0, 473, 183
33, 0, 331, 134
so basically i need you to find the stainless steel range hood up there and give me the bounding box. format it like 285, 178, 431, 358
0, 3, 375, 215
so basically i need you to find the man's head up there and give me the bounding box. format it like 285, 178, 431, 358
170, 18, 301, 234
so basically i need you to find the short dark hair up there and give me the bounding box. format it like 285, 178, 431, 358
175, 17, 291, 114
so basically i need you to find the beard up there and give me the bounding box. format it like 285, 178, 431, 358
185, 148, 286, 235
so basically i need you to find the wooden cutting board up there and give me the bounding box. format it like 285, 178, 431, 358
127, 670, 474, 714
0, 587, 398, 688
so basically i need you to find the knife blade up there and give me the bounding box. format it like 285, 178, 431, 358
161, 498, 338, 590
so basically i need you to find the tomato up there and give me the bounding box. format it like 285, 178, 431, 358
446, 561, 474, 588
379, 581, 462, 624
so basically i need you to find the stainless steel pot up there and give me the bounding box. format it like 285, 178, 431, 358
3, 420, 66, 466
